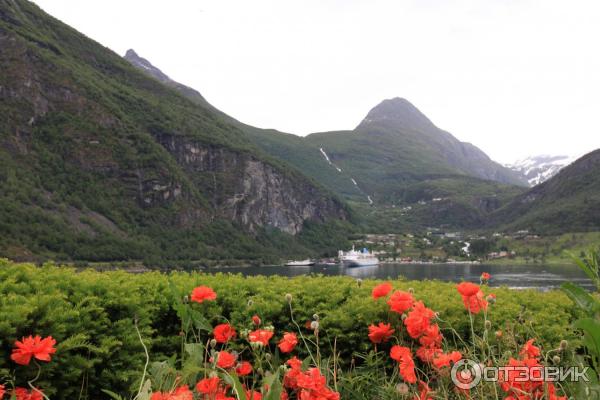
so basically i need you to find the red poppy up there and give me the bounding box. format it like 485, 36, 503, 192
415, 381, 433, 400
418, 324, 442, 348
390, 346, 416, 384
216, 351, 236, 369
213, 324, 237, 343
249, 329, 274, 346
480, 272, 491, 281
0, 385, 5, 399
387, 290, 414, 314
11, 335, 57, 366
150, 386, 193, 400
236, 361, 253, 376
14, 388, 43, 400
191, 286, 217, 303
278, 332, 298, 353
404, 301, 435, 339
372, 282, 393, 299
520, 339, 541, 360
196, 376, 220, 395
432, 351, 462, 369
462, 290, 488, 314
415, 346, 442, 363
367, 322, 395, 344
252, 315, 261, 326
245, 390, 262, 400
456, 282, 480, 297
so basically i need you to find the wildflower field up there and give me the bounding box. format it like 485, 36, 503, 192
0, 259, 590, 399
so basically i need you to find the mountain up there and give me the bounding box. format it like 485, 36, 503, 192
505, 154, 578, 186
490, 150, 600, 233
124, 53, 527, 230
305, 98, 528, 203
0, 0, 350, 264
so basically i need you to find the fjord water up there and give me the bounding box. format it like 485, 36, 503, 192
207, 263, 593, 291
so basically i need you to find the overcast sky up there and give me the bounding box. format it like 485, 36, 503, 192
32, 0, 600, 163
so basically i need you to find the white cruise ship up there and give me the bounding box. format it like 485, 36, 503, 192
338, 245, 379, 267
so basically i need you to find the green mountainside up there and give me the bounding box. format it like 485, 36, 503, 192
306, 98, 527, 203
0, 0, 351, 264
489, 149, 600, 234
125, 51, 528, 231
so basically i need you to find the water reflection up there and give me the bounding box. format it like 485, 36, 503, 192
206, 263, 594, 291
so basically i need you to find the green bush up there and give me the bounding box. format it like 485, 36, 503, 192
0, 259, 581, 398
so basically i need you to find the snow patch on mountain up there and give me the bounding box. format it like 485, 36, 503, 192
505, 154, 578, 186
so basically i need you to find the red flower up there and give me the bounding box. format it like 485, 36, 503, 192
520, 339, 541, 360
11, 335, 56, 366
14, 388, 43, 400
150, 386, 193, 400
196, 376, 220, 395
367, 322, 395, 344
191, 286, 217, 303
245, 390, 262, 400
480, 272, 491, 282
252, 315, 261, 326
278, 332, 298, 353
387, 290, 414, 314
236, 361, 253, 376
456, 282, 480, 297
461, 290, 488, 314
216, 351, 236, 369
372, 282, 393, 299
404, 301, 435, 339
249, 329, 274, 346
415, 346, 442, 363
415, 381, 433, 400
213, 324, 237, 343
432, 351, 462, 369
390, 345, 417, 384
0, 384, 5, 399
418, 324, 442, 348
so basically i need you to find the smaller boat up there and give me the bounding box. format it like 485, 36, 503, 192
285, 259, 315, 266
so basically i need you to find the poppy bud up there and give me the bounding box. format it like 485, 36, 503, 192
560, 340, 568, 350
495, 330, 503, 339
285, 293, 293, 303
395, 383, 409, 394
252, 315, 261, 326
183, 295, 189, 304
553, 355, 561, 364
408, 288, 414, 294
247, 299, 254, 306
485, 320, 492, 330
313, 314, 320, 321
265, 353, 272, 361
401, 314, 407, 321
356, 278, 363, 287
310, 321, 319, 330
210, 339, 217, 348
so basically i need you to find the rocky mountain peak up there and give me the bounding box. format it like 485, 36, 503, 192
356, 97, 435, 131
124, 49, 171, 83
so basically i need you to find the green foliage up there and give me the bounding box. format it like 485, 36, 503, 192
0, 0, 348, 265
561, 249, 600, 397
0, 259, 582, 399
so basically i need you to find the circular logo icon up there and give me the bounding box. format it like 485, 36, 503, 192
451, 359, 482, 390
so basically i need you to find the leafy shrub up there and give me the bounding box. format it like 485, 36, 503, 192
0, 259, 581, 399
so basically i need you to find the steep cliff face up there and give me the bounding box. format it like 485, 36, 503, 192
157, 134, 347, 234
0, 0, 349, 262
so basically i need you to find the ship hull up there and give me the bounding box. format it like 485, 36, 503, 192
342, 258, 379, 267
